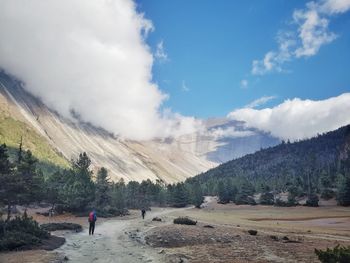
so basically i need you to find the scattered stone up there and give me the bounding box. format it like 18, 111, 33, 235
270, 235, 278, 241
203, 225, 214, 228
237, 225, 240, 227
284, 239, 302, 244
152, 217, 162, 222
282, 236, 289, 241
248, 230, 258, 236
158, 249, 165, 254
63, 256, 69, 261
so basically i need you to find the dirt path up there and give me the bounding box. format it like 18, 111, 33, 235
55, 207, 189, 263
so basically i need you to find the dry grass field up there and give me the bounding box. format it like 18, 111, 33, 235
145, 197, 350, 262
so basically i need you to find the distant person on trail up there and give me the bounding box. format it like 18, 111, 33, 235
88, 210, 97, 235
141, 208, 146, 219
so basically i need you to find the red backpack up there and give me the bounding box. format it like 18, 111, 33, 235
88, 212, 94, 222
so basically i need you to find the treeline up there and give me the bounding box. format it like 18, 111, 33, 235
186, 125, 350, 207
0, 143, 204, 221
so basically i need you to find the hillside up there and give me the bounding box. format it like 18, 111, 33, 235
191, 124, 350, 189
0, 72, 279, 182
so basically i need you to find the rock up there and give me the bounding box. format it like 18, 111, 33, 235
270, 235, 278, 241
152, 217, 162, 222
63, 256, 69, 261
248, 230, 258, 236
282, 236, 289, 241
284, 240, 302, 244
203, 225, 214, 228
158, 249, 165, 254
237, 225, 240, 227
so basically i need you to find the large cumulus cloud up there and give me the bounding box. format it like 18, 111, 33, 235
0, 0, 199, 140
228, 93, 350, 140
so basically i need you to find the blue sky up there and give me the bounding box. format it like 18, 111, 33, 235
1, 0, 350, 140
138, 0, 350, 118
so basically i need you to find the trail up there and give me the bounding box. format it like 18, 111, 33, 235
56, 207, 189, 263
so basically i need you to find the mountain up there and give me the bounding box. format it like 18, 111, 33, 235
0, 71, 279, 183
190, 124, 350, 187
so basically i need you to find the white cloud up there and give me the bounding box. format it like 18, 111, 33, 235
0, 0, 199, 140
252, 0, 350, 75
181, 80, 189, 92
245, 96, 277, 109
240, 79, 249, 89
228, 93, 350, 141
209, 127, 255, 139
155, 40, 168, 61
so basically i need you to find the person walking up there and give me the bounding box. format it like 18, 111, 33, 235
88, 210, 97, 235
141, 208, 146, 219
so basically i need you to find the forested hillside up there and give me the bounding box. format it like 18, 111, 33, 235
187, 125, 350, 206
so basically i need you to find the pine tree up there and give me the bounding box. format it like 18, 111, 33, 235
337, 174, 350, 206
45, 171, 65, 213
171, 183, 189, 207
191, 181, 204, 208
111, 179, 126, 213
95, 167, 111, 208
235, 179, 256, 205
63, 153, 95, 211
17, 150, 43, 205
217, 180, 230, 204
0, 144, 17, 221
259, 184, 274, 205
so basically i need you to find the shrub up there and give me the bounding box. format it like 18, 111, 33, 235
173, 217, 197, 225
315, 245, 350, 263
305, 193, 319, 207
259, 192, 274, 205
235, 195, 256, 205
275, 198, 297, 207
0, 213, 49, 251
40, 223, 82, 232
248, 230, 257, 236
321, 189, 335, 200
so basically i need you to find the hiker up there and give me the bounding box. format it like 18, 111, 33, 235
141, 208, 146, 219
88, 210, 97, 235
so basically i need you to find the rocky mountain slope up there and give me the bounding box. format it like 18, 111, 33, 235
190, 124, 350, 187
0, 72, 279, 183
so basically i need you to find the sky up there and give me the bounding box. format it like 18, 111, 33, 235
0, 0, 349, 141
140, 0, 350, 117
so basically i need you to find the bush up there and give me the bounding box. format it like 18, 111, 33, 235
259, 192, 274, 205
40, 223, 82, 232
305, 193, 319, 207
235, 195, 256, 205
248, 230, 258, 236
275, 198, 297, 207
315, 245, 350, 263
173, 217, 197, 225
321, 189, 335, 200
0, 213, 49, 251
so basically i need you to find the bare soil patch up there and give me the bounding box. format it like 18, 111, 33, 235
144, 200, 350, 262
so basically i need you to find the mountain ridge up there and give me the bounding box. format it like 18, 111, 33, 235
0, 71, 279, 182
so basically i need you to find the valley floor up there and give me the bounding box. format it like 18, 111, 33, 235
1, 198, 350, 263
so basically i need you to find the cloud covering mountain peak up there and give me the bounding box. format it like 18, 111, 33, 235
0, 0, 199, 140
